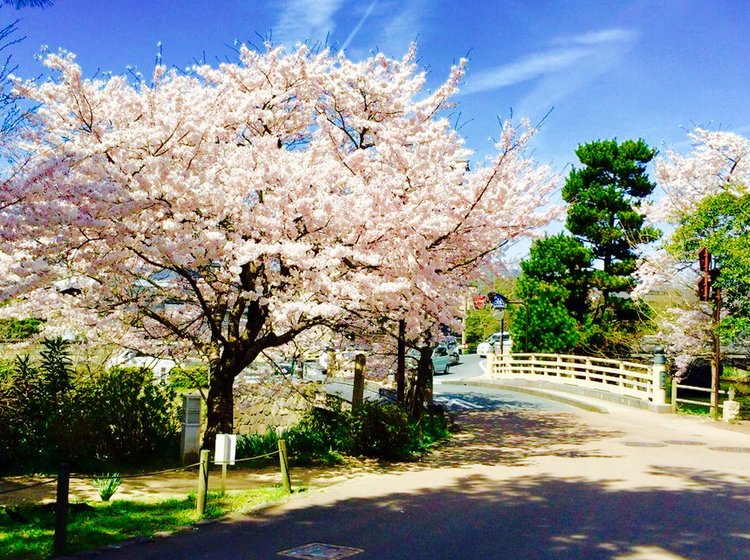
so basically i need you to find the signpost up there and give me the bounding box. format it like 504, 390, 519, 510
488, 292, 508, 310
214, 433, 237, 494
473, 294, 487, 310
488, 292, 509, 354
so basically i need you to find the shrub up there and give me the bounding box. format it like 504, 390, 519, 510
92, 473, 121, 501
65, 367, 180, 470
283, 408, 348, 465
0, 317, 42, 341
235, 430, 279, 462
349, 401, 416, 459
0, 339, 74, 471
0, 342, 181, 474
168, 365, 209, 389
234, 399, 450, 465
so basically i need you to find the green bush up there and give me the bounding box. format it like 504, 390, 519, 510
92, 473, 121, 501
64, 367, 180, 470
235, 399, 450, 465
235, 430, 279, 462
168, 365, 209, 389
0, 317, 42, 341
349, 401, 416, 459
0, 340, 180, 474
0, 340, 74, 471
285, 404, 350, 464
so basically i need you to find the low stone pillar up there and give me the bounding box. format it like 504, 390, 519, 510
724, 386, 740, 422
723, 400, 741, 423
652, 346, 667, 406
486, 343, 495, 376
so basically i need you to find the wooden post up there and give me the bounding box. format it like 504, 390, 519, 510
278, 439, 291, 493
352, 353, 366, 410
196, 449, 209, 516
671, 377, 678, 413
711, 289, 722, 420
396, 319, 406, 404
53, 463, 70, 557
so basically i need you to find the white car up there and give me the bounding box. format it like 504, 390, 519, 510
477, 332, 512, 357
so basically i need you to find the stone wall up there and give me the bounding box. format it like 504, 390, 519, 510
233, 378, 325, 436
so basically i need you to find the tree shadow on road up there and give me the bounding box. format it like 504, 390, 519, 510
426, 409, 624, 468
101, 465, 750, 560
238, 467, 750, 560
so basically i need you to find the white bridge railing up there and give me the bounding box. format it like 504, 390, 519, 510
485, 350, 667, 407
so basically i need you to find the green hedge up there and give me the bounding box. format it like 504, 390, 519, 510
0, 339, 180, 474
168, 365, 209, 389
236, 399, 449, 465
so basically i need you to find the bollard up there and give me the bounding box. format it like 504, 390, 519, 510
196, 449, 210, 516
53, 463, 70, 557
278, 439, 291, 493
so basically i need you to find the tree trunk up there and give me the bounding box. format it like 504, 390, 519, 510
201, 368, 235, 451
406, 345, 433, 421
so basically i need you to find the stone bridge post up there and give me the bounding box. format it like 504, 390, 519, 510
486, 343, 496, 376
652, 346, 667, 405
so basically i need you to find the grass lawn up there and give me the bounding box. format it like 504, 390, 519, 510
0, 486, 291, 560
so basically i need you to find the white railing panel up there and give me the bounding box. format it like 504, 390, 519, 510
488, 352, 657, 402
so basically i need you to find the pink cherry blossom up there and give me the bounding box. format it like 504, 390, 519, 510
0, 45, 558, 443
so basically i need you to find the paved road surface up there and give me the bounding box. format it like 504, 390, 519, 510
66, 355, 750, 560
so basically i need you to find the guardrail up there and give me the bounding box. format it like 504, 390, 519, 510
671, 382, 727, 411
485, 349, 667, 409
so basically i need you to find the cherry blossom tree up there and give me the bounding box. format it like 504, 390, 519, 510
637, 128, 750, 373
1, 45, 557, 446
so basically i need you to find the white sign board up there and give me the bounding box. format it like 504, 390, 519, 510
214, 433, 237, 465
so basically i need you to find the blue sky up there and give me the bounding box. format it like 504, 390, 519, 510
4, 0, 750, 247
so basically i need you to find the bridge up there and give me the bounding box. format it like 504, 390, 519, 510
483, 348, 671, 413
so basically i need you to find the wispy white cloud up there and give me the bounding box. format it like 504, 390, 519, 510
462, 27, 638, 96
515, 28, 639, 117
462, 48, 590, 95
273, 0, 345, 48
341, 0, 378, 52
554, 28, 636, 46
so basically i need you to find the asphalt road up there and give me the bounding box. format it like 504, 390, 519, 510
325, 353, 576, 413
434, 353, 578, 413
82, 354, 750, 560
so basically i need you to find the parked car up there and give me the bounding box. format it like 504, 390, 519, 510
476, 332, 512, 357
432, 344, 453, 374
406, 345, 453, 375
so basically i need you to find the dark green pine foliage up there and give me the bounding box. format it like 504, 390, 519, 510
562, 139, 660, 353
